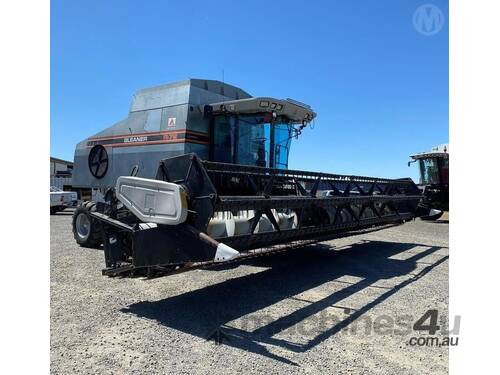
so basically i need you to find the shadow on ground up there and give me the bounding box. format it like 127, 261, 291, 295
121, 240, 447, 365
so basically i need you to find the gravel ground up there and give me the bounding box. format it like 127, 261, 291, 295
51, 209, 448, 374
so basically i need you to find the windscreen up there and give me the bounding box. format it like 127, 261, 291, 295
419, 158, 440, 184
273, 124, 292, 169
213, 114, 293, 169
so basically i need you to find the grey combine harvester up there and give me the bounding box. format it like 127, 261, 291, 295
72, 79, 428, 277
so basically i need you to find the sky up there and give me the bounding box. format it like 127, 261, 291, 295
51, 0, 448, 180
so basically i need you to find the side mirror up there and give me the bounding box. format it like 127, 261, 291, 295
408, 159, 416, 167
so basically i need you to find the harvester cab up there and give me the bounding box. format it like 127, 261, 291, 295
206, 97, 313, 169
409, 143, 449, 220
71, 79, 427, 278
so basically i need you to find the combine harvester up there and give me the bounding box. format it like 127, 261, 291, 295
409, 144, 449, 220
71, 79, 427, 277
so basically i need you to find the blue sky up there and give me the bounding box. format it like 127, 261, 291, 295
51, 0, 448, 179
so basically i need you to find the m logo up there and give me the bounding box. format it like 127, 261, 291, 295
413, 4, 445, 36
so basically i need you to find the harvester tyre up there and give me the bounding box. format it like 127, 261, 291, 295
72, 202, 102, 248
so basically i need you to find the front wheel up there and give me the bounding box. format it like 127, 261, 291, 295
72, 202, 102, 248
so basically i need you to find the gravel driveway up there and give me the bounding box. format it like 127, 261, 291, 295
51, 210, 449, 374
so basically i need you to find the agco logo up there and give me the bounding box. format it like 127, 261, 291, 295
413, 4, 445, 36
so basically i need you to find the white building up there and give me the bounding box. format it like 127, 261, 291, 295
50, 157, 73, 190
